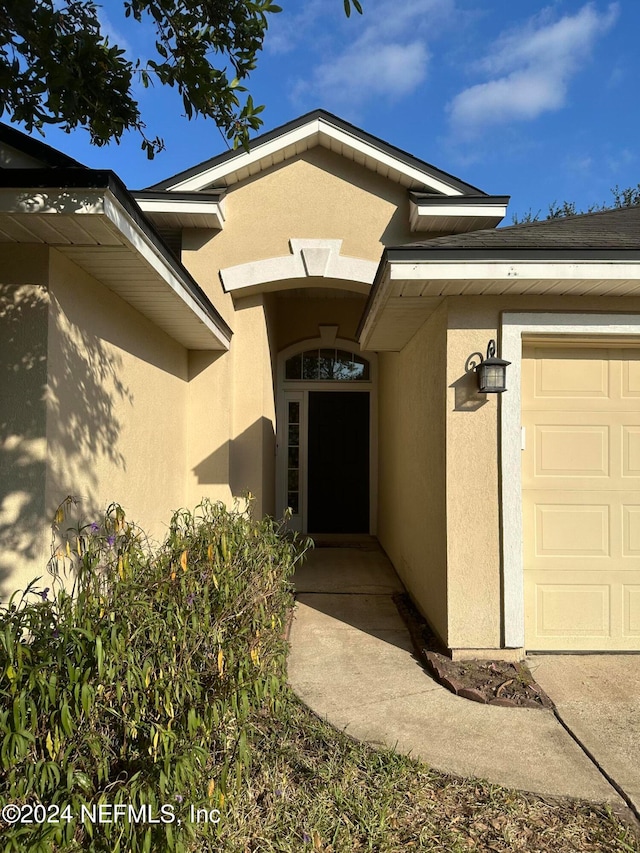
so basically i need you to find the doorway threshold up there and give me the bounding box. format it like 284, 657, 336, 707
309, 533, 379, 549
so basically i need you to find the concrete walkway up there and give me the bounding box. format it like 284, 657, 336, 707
289, 545, 627, 811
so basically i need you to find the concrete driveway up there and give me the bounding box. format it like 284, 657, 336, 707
529, 655, 640, 818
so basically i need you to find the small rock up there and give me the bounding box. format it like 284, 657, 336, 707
457, 687, 487, 704
489, 697, 517, 707
441, 675, 464, 693
521, 698, 545, 709
423, 652, 446, 680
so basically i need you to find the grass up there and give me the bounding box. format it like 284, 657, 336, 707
210, 689, 639, 852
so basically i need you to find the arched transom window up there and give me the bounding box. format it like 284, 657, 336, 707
285, 348, 370, 381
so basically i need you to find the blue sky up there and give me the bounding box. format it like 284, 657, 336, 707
34, 0, 639, 223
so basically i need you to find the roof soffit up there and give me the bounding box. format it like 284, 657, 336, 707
0, 172, 231, 350
148, 111, 486, 197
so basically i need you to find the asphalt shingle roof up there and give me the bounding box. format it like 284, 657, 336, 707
403, 205, 640, 251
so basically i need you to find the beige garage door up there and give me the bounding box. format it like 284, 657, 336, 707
522, 343, 640, 651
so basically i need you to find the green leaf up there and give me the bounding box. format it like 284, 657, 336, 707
60, 703, 73, 738
95, 636, 103, 677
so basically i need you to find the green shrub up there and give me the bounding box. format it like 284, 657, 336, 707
0, 497, 309, 852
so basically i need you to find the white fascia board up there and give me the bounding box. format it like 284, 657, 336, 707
316, 123, 463, 195
358, 267, 392, 350
167, 121, 322, 190
389, 260, 640, 281
103, 192, 230, 348
166, 117, 464, 195
412, 203, 507, 219
134, 196, 225, 227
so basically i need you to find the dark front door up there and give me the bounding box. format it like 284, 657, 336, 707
307, 391, 369, 533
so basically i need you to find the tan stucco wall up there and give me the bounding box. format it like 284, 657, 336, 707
222, 293, 277, 517
377, 292, 640, 653
181, 146, 416, 521
444, 293, 640, 651
45, 250, 189, 551
187, 350, 233, 509
212, 146, 415, 268
377, 301, 448, 644
0, 246, 51, 600
181, 146, 417, 316
274, 294, 367, 351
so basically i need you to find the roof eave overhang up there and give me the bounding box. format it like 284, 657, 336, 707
132, 190, 226, 230
359, 251, 640, 352
0, 170, 231, 350
409, 195, 510, 233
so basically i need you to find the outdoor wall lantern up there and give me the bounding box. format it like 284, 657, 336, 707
475, 340, 510, 393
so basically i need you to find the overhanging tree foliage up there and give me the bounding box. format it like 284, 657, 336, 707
0, 0, 363, 158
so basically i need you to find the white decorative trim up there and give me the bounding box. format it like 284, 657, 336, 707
500, 312, 640, 647
166, 117, 465, 195
220, 239, 378, 294
319, 325, 339, 346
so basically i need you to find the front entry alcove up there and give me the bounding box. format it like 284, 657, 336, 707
276, 335, 376, 535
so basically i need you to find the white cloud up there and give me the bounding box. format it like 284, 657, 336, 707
295, 40, 429, 105
95, 8, 132, 53
289, 0, 453, 109
448, 3, 619, 136
266, 0, 326, 55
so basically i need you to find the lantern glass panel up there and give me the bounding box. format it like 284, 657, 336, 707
479, 363, 506, 392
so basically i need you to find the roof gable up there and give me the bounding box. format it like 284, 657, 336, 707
147, 109, 487, 197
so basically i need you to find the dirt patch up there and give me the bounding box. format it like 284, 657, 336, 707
393, 592, 554, 709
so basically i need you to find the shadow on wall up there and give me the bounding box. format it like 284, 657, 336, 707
0, 284, 131, 602
192, 417, 276, 509
0, 285, 48, 599
450, 368, 488, 412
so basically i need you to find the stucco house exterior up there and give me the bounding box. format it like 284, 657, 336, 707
2, 111, 640, 659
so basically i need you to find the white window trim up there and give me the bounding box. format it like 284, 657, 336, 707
500, 312, 640, 647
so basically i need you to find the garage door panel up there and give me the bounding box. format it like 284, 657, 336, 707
623, 426, 640, 476
525, 572, 640, 649
527, 491, 629, 564
535, 424, 609, 478
623, 506, 640, 555
623, 586, 640, 636
523, 344, 640, 650
533, 582, 610, 637
532, 347, 610, 399
535, 504, 609, 556
622, 355, 640, 397
522, 345, 640, 410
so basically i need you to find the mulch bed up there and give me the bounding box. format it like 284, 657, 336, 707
393, 592, 555, 709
